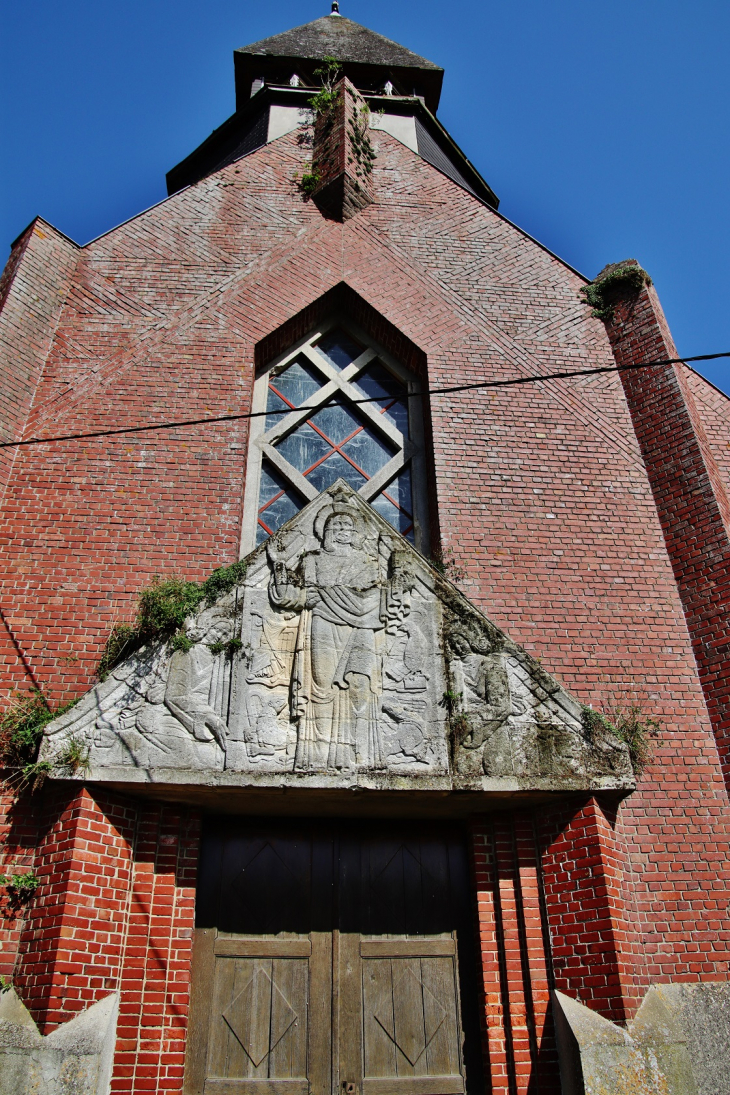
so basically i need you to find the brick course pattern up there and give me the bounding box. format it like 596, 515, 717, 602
1, 118, 730, 1091
310, 77, 375, 221
1, 785, 199, 1093
606, 279, 730, 785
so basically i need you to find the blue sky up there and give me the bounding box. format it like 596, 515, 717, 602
3, 0, 729, 394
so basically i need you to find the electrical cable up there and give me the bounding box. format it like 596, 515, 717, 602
0, 350, 727, 450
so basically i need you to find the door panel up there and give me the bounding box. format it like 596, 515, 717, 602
361, 953, 464, 1091
185, 822, 483, 1095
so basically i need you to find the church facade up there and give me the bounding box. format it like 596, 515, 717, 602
1, 11, 729, 1094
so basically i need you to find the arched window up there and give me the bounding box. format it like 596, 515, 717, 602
242, 319, 429, 553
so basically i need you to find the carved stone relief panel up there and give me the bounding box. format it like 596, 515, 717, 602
41, 481, 633, 796
444, 604, 632, 784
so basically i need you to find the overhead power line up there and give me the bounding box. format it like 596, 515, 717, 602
0, 351, 728, 451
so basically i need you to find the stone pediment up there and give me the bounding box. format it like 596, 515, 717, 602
41, 481, 633, 799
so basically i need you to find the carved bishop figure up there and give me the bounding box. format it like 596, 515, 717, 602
266, 491, 388, 771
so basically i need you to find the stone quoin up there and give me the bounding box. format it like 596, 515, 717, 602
0, 9, 729, 1095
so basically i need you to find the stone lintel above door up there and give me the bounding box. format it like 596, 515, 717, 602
41, 481, 634, 802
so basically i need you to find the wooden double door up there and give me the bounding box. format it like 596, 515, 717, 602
184, 819, 484, 1095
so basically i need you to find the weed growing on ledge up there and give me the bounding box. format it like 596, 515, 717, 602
579, 262, 652, 322
581, 703, 660, 776
309, 56, 342, 115
0, 690, 80, 791
55, 736, 91, 776
98, 560, 247, 679
430, 548, 466, 584
208, 637, 244, 659
298, 171, 321, 197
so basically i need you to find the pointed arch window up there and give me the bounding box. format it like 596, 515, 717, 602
242, 319, 429, 553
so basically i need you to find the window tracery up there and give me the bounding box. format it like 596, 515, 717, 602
242, 320, 428, 553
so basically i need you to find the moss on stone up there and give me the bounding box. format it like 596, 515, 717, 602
580, 261, 652, 321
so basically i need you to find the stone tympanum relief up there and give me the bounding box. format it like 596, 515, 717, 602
42, 481, 633, 794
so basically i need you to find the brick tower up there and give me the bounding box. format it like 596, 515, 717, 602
0, 9, 729, 1095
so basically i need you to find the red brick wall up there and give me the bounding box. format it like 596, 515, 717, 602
605, 278, 730, 785
0, 121, 729, 1088
680, 367, 730, 527
310, 77, 375, 219
2, 785, 199, 1094
471, 812, 559, 1095
0, 785, 40, 982
0, 219, 78, 500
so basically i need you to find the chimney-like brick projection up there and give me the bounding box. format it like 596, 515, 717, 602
604, 263, 730, 789
310, 77, 375, 222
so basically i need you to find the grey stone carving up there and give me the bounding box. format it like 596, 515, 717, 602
553, 982, 730, 1095
41, 481, 633, 795
0, 989, 118, 1095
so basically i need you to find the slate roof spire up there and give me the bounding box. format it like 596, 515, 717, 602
234, 13, 444, 112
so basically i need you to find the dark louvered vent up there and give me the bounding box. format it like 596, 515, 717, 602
167, 105, 269, 194
414, 117, 478, 199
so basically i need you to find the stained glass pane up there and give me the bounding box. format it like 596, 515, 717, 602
315, 329, 363, 370
371, 465, 414, 541
310, 402, 362, 445
306, 451, 366, 492
275, 422, 332, 473
269, 358, 322, 407
384, 464, 412, 511
256, 463, 303, 543
265, 389, 289, 432
341, 427, 394, 477
352, 361, 409, 438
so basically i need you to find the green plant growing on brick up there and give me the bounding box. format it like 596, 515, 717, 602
298, 171, 321, 197
201, 560, 248, 603
309, 56, 342, 115
347, 103, 375, 187
0, 869, 40, 905
97, 560, 247, 679
581, 703, 660, 777
0, 975, 11, 993
297, 57, 344, 199
579, 262, 652, 321
96, 623, 138, 679
429, 547, 466, 584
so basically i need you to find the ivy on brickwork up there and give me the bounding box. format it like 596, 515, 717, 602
0, 689, 85, 793
581, 703, 661, 776
297, 57, 341, 199
347, 100, 375, 190
98, 560, 247, 679
0, 869, 40, 907
296, 56, 376, 199
580, 262, 652, 321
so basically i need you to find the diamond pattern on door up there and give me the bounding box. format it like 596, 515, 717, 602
222, 968, 298, 1066
373, 967, 446, 1065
